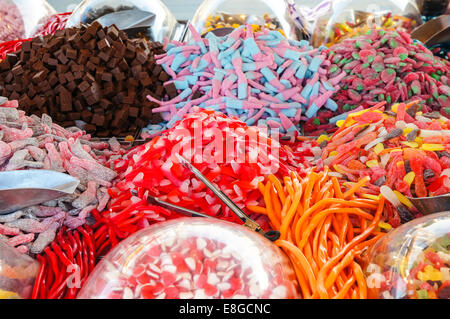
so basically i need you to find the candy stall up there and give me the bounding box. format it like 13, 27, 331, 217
0, 0, 448, 300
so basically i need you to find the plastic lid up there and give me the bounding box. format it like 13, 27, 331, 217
311, 0, 423, 47
364, 212, 450, 299
0, 0, 56, 42
189, 0, 308, 40
66, 0, 179, 42
0, 239, 40, 299
78, 218, 299, 299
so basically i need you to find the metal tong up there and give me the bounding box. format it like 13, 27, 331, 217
143, 154, 280, 242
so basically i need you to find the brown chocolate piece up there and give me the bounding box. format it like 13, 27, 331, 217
0, 23, 171, 137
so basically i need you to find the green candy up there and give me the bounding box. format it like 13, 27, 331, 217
389, 39, 398, 49
354, 41, 361, 49
417, 290, 429, 299
398, 62, 407, 67
362, 63, 370, 68
356, 84, 364, 91
343, 104, 351, 111
446, 107, 450, 114
367, 56, 375, 63
313, 118, 320, 125
399, 53, 408, 60
431, 73, 441, 81
386, 95, 391, 103
329, 66, 339, 73
352, 52, 360, 60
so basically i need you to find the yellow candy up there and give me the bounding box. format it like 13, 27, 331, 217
336, 120, 345, 127
393, 190, 413, 208
418, 265, 443, 282
391, 103, 399, 113
401, 141, 418, 148
329, 151, 338, 157
414, 137, 423, 144
333, 165, 345, 174
374, 143, 384, 155
396, 161, 405, 168
378, 222, 392, 231
421, 144, 445, 151
403, 172, 415, 186
363, 194, 380, 200
0, 289, 20, 299
232, 24, 240, 29
403, 127, 413, 136
366, 160, 379, 168
124, 135, 134, 142
317, 134, 330, 144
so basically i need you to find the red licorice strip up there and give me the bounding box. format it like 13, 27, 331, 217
31, 255, 47, 299
32, 227, 97, 299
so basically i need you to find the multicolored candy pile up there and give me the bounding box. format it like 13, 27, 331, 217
365, 213, 450, 299
314, 13, 418, 48
305, 28, 450, 135
0, 98, 124, 254
319, 101, 450, 226
203, 13, 285, 36
145, 25, 338, 136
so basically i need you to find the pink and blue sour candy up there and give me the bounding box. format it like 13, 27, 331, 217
145, 25, 338, 135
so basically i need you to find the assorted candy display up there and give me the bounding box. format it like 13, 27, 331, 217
319, 101, 450, 226
79, 218, 299, 299
190, 0, 306, 41
311, 0, 423, 48
0, 0, 449, 300
305, 28, 450, 135
365, 212, 450, 299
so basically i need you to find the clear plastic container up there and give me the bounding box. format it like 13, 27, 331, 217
189, 0, 308, 40
78, 218, 299, 299
0, 239, 40, 299
311, 0, 423, 47
364, 212, 450, 299
0, 0, 56, 42
66, 0, 180, 42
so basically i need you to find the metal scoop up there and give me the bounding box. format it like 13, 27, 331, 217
94, 8, 156, 31
410, 15, 450, 47
0, 170, 79, 215
407, 193, 450, 216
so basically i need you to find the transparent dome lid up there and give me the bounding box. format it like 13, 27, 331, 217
78, 218, 299, 299
66, 0, 180, 42
189, 0, 308, 40
364, 212, 450, 299
0, 0, 56, 42
0, 239, 40, 299
311, 0, 423, 47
